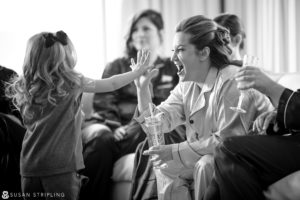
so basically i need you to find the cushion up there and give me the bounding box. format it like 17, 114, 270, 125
112, 153, 135, 182
277, 73, 300, 91
264, 171, 300, 200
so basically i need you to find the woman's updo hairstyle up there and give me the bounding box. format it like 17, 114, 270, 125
176, 15, 232, 69
214, 14, 246, 50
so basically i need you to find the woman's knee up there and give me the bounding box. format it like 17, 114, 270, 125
194, 155, 214, 170
82, 123, 112, 145
216, 136, 244, 157
194, 155, 214, 179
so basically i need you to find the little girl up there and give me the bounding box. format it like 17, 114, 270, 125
6, 30, 151, 199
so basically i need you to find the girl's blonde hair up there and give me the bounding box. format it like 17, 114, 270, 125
6, 31, 82, 119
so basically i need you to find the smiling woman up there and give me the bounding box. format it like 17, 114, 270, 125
134, 15, 273, 200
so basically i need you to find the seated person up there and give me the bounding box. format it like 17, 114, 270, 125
134, 15, 273, 200
0, 65, 22, 120
204, 66, 300, 200
0, 65, 25, 192
214, 13, 246, 62
79, 9, 185, 200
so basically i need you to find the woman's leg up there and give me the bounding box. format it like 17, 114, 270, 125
212, 134, 300, 200
80, 124, 119, 200
203, 177, 220, 200
194, 154, 214, 200
130, 128, 186, 200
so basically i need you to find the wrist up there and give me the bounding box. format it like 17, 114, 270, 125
132, 70, 141, 77
267, 82, 285, 107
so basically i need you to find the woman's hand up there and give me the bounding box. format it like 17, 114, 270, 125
252, 110, 278, 134
134, 67, 159, 90
143, 144, 173, 167
113, 126, 128, 141
235, 66, 274, 94
235, 66, 285, 107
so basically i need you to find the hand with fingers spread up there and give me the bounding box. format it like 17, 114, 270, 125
143, 145, 173, 168
252, 110, 278, 134
133, 65, 159, 90
130, 49, 151, 76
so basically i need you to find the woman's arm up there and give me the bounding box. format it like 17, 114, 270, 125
135, 68, 159, 113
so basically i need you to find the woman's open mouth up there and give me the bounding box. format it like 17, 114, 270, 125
176, 64, 184, 76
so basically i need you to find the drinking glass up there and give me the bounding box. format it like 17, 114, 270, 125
230, 54, 259, 113
145, 112, 170, 200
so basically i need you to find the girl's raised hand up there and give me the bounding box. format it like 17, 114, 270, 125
130, 49, 151, 75
131, 49, 159, 89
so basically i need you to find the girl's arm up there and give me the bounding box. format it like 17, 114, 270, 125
83, 49, 151, 93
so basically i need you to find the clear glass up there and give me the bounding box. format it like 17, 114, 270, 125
145, 112, 170, 200
230, 54, 259, 113
144, 112, 167, 170
145, 113, 165, 147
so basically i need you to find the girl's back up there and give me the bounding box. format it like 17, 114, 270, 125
21, 85, 85, 176
6, 31, 86, 176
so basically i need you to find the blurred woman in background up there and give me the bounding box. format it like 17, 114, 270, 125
80, 9, 185, 200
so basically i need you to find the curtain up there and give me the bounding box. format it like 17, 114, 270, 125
103, 0, 220, 64
1, 0, 298, 76
104, 0, 300, 73
224, 0, 300, 73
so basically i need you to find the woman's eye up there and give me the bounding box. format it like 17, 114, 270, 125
132, 28, 137, 33
143, 27, 150, 31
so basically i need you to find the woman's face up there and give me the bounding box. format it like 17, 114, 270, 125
171, 32, 202, 82
131, 17, 161, 52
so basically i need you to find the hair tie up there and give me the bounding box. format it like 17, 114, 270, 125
43, 31, 68, 48
56, 31, 68, 45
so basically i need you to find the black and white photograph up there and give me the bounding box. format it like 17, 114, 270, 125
1, 0, 300, 200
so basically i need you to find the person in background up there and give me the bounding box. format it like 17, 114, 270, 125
80, 9, 185, 200
214, 13, 246, 62
6, 30, 150, 199
0, 66, 22, 120
214, 13, 287, 82
134, 15, 273, 200
204, 66, 300, 200
0, 65, 25, 192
